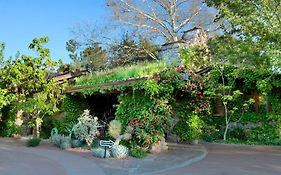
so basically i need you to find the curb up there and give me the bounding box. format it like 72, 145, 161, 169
205, 142, 281, 151
94, 144, 208, 175
137, 144, 208, 175
167, 142, 205, 150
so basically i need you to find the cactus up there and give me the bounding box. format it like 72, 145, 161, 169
108, 120, 132, 158
92, 147, 111, 158
51, 128, 59, 136
49, 128, 71, 149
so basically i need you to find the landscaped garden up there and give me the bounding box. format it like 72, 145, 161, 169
0, 0, 280, 162
0, 41, 280, 160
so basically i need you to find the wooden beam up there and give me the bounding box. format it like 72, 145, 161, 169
64, 77, 148, 94
55, 73, 73, 81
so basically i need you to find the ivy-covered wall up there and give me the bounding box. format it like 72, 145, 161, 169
113, 66, 211, 147
53, 65, 281, 146
201, 66, 281, 145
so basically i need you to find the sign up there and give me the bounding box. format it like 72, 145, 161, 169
99, 140, 114, 148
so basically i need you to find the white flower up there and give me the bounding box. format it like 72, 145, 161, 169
16, 110, 24, 117
15, 117, 23, 127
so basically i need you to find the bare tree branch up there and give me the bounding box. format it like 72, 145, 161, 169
176, 3, 205, 32
107, 0, 216, 42
121, 1, 174, 38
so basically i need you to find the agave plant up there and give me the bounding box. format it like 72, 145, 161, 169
108, 120, 133, 159
92, 147, 111, 158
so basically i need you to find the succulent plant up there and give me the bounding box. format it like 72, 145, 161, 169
49, 128, 62, 147
108, 120, 132, 159
71, 139, 82, 148
92, 147, 111, 158
108, 120, 133, 146
60, 135, 71, 149
108, 120, 122, 139
49, 134, 62, 146
72, 110, 100, 146
111, 145, 129, 159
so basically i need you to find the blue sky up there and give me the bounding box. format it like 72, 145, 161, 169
0, 0, 108, 63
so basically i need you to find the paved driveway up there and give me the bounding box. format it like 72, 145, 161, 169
1, 138, 280, 175
0, 138, 105, 175
156, 143, 281, 175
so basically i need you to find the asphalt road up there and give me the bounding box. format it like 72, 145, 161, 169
155, 143, 281, 175
0, 138, 280, 175
0, 138, 105, 175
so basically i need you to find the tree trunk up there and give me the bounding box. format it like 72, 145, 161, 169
36, 123, 40, 137
223, 103, 228, 141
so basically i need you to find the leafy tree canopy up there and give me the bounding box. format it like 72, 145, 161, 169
0, 37, 65, 136
204, 0, 281, 69
66, 39, 107, 71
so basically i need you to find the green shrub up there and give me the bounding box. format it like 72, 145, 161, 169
173, 120, 190, 141
26, 137, 41, 147
116, 91, 173, 147
212, 113, 281, 145
130, 146, 147, 158
202, 124, 223, 142
173, 114, 204, 141
91, 140, 99, 148
228, 128, 248, 141
41, 95, 90, 137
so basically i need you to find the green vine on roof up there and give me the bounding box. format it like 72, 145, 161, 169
72, 61, 168, 95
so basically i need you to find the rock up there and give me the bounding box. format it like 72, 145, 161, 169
149, 137, 168, 154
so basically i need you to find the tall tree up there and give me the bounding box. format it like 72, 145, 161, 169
205, 0, 281, 69
0, 42, 16, 124
82, 43, 107, 71
66, 39, 83, 70
0, 42, 4, 66
107, 0, 217, 42
66, 39, 107, 71
0, 37, 64, 137
182, 0, 280, 140
109, 34, 159, 67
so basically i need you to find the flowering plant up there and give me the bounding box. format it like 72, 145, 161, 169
127, 98, 173, 147
156, 66, 211, 115
187, 80, 211, 115
116, 66, 210, 147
